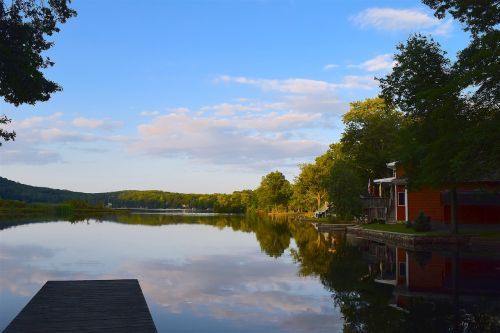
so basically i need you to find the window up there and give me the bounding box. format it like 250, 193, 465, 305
399, 262, 406, 276
398, 192, 405, 206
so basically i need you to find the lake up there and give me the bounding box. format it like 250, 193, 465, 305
1, 214, 499, 332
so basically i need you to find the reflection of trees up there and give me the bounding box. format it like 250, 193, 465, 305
255, 220, 291, 258
290, 222, 333, 277
291, 231, 403, 333
321, 244, 403, 333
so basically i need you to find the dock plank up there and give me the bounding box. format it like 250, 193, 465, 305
4, 279, 157, 333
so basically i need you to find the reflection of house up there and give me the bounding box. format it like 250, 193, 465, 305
364, 162, 500, 224
357, 239, 500, 309
393, 249, 500, 308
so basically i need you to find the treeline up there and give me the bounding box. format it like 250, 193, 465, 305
113, 190, 256, 213
0, 198, 117, 222
0, 177, 102, 204
0, 177, 256, 213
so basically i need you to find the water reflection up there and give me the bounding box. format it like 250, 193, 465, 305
328, 235, 500, 332
0, 215, 340, 333
1, 214, 499, 332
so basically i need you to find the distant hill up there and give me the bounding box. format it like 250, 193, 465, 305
0, 177, 109, 204
0, 177, 252, 212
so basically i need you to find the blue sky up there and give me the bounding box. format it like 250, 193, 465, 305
0, 0, 469, 193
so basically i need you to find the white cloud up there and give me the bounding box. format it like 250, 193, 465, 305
1, 113, 126, 165
115, 253, 337, 327
352, 8, 453, 36
129, 112, 325, 168
348, 54, 396, 72
322, 64, 338, 71
125, 72, 360, 169
171, 107, 190, 114
434, 19, 453, 36
0, 146, 62, 165
340, 75, 378, 89
16, 112, 63, 129
72, 117, 122, 130
282, 94, 348, 115
235, 111, 323, 131
139, 111, 160, 117
39, 128, 101, 142
215, 75, 377, 93
200, 102, 286, 116
215, 75, 338, 94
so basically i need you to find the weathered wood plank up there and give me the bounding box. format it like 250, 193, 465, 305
4, 279, 157, 333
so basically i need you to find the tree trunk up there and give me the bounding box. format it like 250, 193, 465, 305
317, 193, 321, 211
450, 187, 459, 234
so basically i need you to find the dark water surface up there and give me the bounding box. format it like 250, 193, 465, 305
0, 214, 499, 332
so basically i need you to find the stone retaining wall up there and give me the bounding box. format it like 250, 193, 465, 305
346, 226, 470, 250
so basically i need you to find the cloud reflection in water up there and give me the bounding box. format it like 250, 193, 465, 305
0, 222, 342, 333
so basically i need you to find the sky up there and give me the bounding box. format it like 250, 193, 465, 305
0, 0, 470, 194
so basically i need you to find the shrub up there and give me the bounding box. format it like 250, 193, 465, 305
404, 220, 413, 228
414, 212, 431, 232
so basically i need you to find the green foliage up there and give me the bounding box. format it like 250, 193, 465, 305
379, 35, 455, 119
413, 211, 431, 232
341, 98, 402, 181
454, 30, 499, 112
0, 0, 76, 106
328, 159, 364, 219
256, 171, 292, 212
379, 33, 497, 190
422, 0, 499, 37
0, 177, 255, 213
293, 147, 335, 211
255, 219, 291, 258
0, 114, 15, 146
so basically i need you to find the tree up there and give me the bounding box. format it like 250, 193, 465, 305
1, 0, 76, 105
340, 98, 403, 181
0, 0, 76, 145
328, 159, 364, 219
256, 171, 292, 211
433, 1, 500, 183
423, 0, 499, 37
0, 115, 15, 146
294, 151, 335, 211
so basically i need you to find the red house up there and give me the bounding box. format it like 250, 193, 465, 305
364, 162, 500, 224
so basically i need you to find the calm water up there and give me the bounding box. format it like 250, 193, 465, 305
1, 214, 499, 332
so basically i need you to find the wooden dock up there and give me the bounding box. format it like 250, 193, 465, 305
4, 279, 157, 333
313, 223, 355, 232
